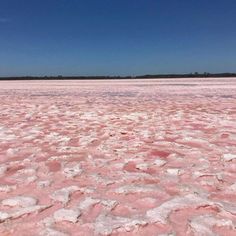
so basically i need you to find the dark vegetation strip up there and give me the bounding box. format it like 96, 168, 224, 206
0, 73, 236, 80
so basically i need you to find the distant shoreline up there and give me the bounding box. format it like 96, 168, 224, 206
0, 73, 236, 80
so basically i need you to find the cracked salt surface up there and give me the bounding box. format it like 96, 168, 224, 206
0, 78, 236, 235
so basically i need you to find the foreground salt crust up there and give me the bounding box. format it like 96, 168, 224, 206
53, 208, 81, 223
0, 78, 236, 235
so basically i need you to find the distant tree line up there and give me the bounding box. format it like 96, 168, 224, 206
1, 73, 236, 80
135, 72, 236, 79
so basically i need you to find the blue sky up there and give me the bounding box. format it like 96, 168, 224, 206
0, 0, 236, 76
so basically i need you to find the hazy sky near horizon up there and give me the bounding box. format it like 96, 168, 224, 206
0, 0, 236, 76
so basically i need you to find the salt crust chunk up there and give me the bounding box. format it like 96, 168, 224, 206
2, 196, 37, 207
223, 153, 236, 161
63, 163, 82, 178
53, 208, 81, 223
94, 214, 147, 235
50, 186, 94, 204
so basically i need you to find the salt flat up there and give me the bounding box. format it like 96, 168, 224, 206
0, 78, 236, 235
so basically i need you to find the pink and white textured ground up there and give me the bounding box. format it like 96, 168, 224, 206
0, 78, 236, 236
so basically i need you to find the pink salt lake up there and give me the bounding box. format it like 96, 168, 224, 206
0, 78, 236, 235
